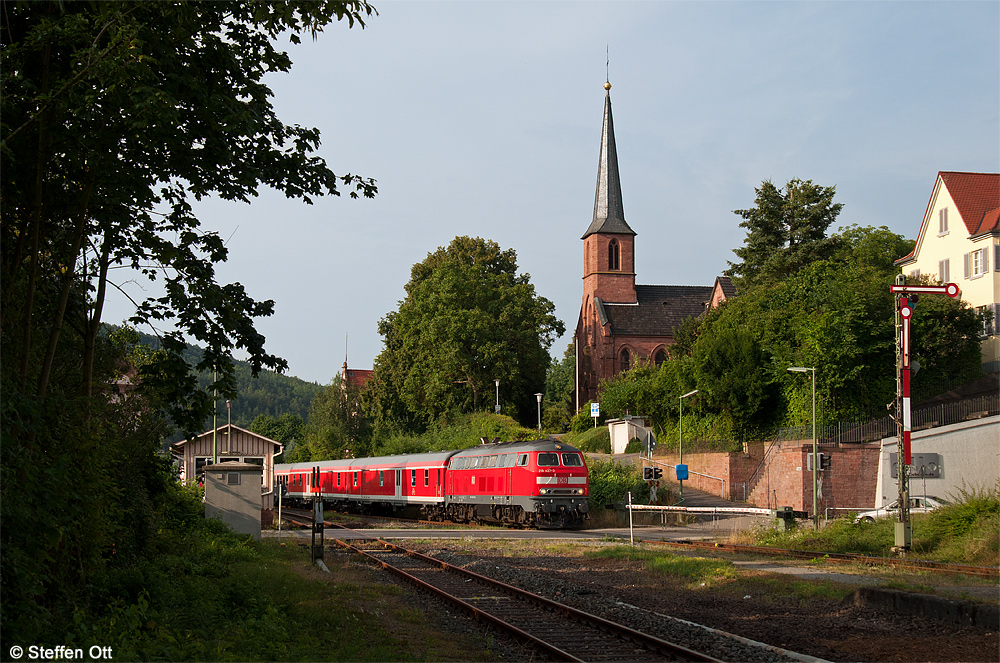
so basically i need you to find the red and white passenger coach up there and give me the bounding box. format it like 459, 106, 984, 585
274, 439, 589, 529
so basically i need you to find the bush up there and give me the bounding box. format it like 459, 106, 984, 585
587, 459, 647, 510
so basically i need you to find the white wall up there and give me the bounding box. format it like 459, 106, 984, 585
875, 416, 1000, 508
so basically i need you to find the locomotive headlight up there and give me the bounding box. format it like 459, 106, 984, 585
538, 488, 548, 495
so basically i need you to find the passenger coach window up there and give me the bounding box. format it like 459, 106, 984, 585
411, 469, 416, 487
424, 469, 429, 486
561, 453, 583, 467
379, 470, 384, 487
537, 453, 559, 467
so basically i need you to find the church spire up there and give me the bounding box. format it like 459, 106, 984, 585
581, 81, 635, 239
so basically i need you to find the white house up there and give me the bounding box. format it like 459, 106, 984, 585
895, 171, 1000, 369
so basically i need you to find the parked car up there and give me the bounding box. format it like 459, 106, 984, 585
855, 495, 950, 522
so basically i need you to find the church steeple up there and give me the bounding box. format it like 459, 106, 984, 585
581, 81, 636, 240
581, 81, 636, 306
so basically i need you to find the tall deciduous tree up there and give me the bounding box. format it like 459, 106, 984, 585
366, 236, 564, 432
1, 0, 376, 432
1, 0, 375, 643
726, 178, 844, 289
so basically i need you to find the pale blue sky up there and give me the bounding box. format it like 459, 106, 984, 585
105, 1, 1000, 385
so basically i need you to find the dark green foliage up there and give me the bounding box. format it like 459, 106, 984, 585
595, 216, 982, 437
366, 236, 564, 432
586, 459, 647, 509
726, 178, 844, 290
542, 343, 576, 432
2, 0, 376, 435
137, 331, 323, 441
289, 375, 372, 461
1, 0, 375, 646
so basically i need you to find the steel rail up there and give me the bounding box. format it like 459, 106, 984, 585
334, 535, 723, 662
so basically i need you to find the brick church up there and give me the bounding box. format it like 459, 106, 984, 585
574, 82, 734, 408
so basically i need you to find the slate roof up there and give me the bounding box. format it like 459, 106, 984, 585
599, 285, 713, 336
581, 86, 636, 239
715, 276, 736, 299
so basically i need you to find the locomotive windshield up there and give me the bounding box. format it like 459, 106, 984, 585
537, 452, 559, 466
561, 453, 584, 466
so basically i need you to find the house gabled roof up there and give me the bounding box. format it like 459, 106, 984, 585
896, 171, 1000, 265
941, 171, 1000, 236
170, 424, 282, 453
600, 285, 713, 336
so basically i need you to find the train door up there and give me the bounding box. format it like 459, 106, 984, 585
394, 469, 402, 499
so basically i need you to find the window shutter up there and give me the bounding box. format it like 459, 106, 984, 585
995, 245, 1000, 271
984, 247, 991, 273
964, 253, 971, 279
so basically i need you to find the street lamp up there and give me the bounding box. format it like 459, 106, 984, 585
788, 366, 818, 529
494, 379, 500, 414
535, 393, 543, 434
679, 389, 698, 504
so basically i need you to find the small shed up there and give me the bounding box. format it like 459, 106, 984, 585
204, 462, 263, 540
606, 416, 656, 455
171, 424, 282, 523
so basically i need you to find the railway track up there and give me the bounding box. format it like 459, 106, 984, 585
333, 532, 723, 662
280, 508, 997, 580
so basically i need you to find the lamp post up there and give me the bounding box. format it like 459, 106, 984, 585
788, 366, 818, 529
535, 393, 543, 434
494, 379, 500, 414
679, 389, 698, 504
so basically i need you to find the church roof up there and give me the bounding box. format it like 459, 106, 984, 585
582, 84, 636, 239
600, 285, 713, 336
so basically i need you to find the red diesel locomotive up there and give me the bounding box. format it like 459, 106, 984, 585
274, 439, 589, 528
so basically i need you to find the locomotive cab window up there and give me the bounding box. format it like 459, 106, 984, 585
517, 453, 529, 466
537, 452, 559, 467
561, 453, 583, 467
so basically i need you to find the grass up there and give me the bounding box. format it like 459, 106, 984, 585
743, 482, 1000, 566
68, 520, 495, 662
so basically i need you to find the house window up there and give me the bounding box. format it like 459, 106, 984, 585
966, 248, 990, 279
938, 259, 950, 284
654, 349, 667, 367
909, 269, 920, 279
608, 239, 620, 271
619, 348, 630, 372
227, 473, 240, 485
938, 208, 948, 235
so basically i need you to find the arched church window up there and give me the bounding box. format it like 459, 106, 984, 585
654, 350, 667, 367
619, 348, 630, 373
608, 239, 620, 271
